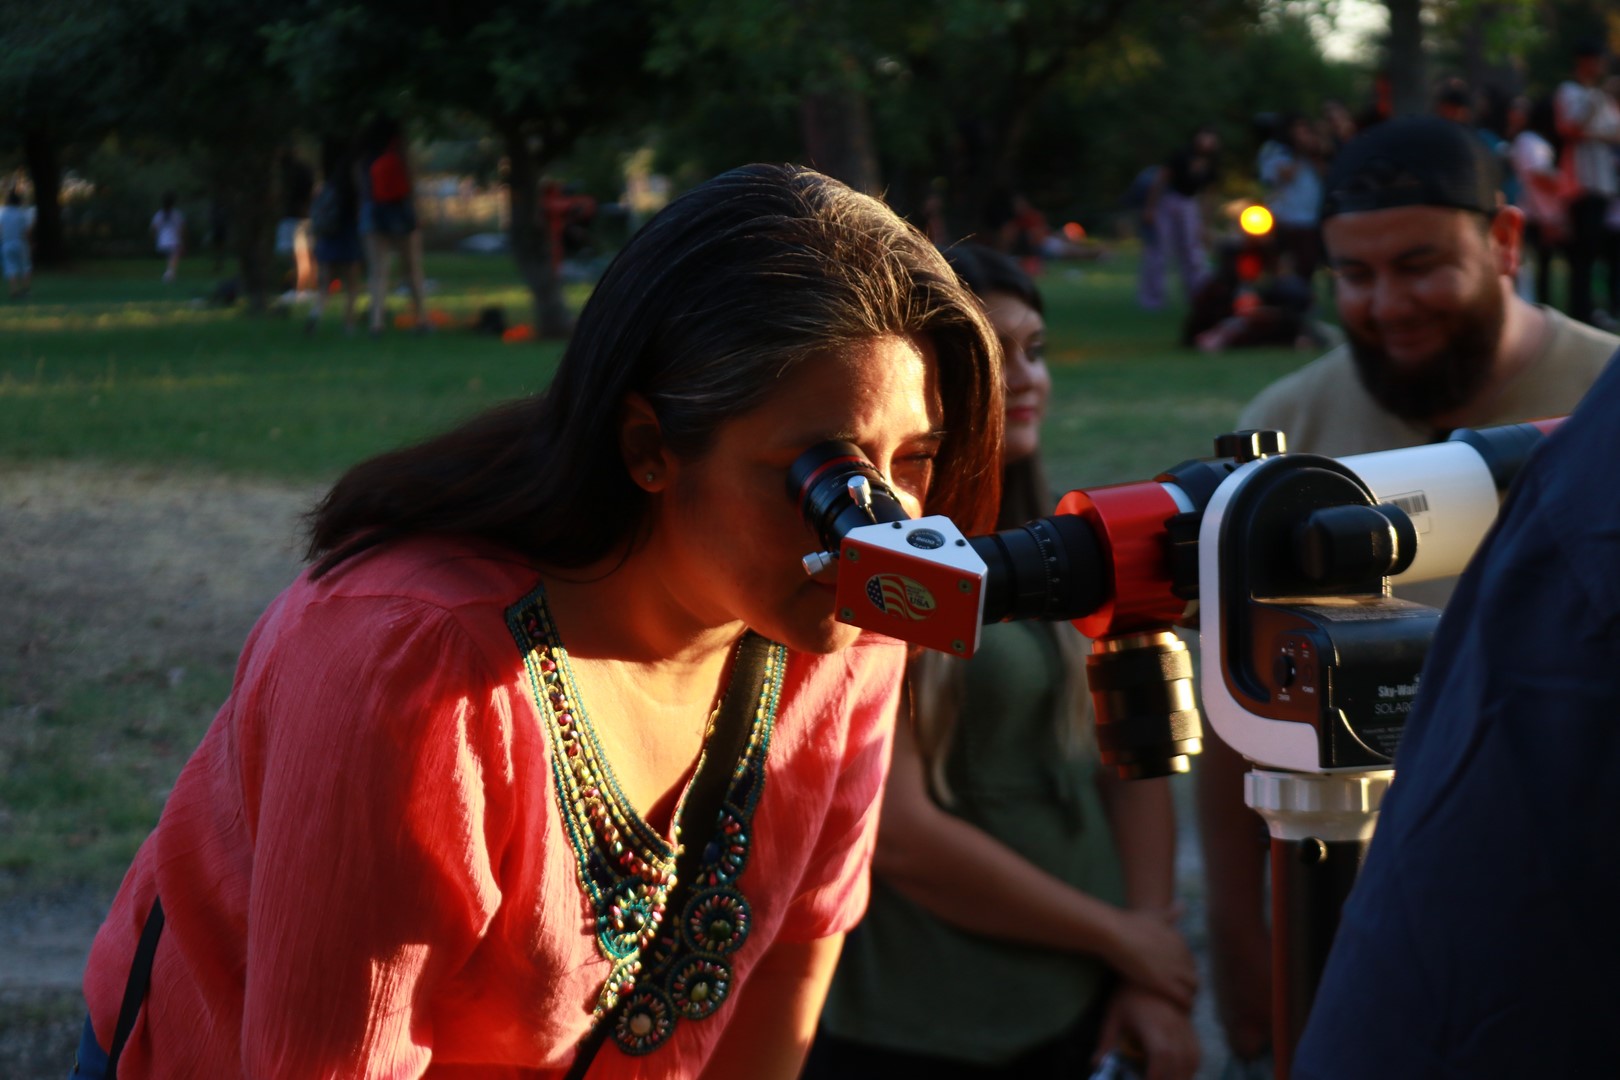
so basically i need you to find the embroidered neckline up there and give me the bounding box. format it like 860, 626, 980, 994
507, 584, 785, 1055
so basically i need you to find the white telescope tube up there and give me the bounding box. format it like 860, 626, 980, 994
1338, 441, 1501, 584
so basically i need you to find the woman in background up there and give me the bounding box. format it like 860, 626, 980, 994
810, 244, 1200, 1080
360, 116, 427, 335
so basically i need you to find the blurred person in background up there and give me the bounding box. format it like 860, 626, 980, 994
305, 140, 365, 336
360, 116, 427, 335
1138, 127, 1220, 312
1258, 114, 1325, 290
1555, 38, 1620, 326
1506, 95, 1567, 306
151, 192, 184, 283
1, 188, 34, 298
1320, 99, 1359, 159
275, 148, 317, 297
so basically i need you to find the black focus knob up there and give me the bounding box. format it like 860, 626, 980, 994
1214, 429, 1286, 463
1295, 503, 1415, 586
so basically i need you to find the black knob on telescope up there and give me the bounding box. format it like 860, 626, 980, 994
1214, 429, 1286, 463
1294, 503, 1418, 588
1086, 630, 1203, 780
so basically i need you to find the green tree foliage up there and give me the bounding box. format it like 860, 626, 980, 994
1509, 0, 1618, 93
118, 0, 308, 309
1, 0, 311, 304
1041, 5, 1361, 224
1372, 0, 1610, 121
0, 0, 143, 264
872, 0, 1158, 232
7, 0, 1379, 313
652, 0, 1357, 239
650, 0, 925, 193
653, 0, 1207, 233
1439, 0, 1544, 71
268, 0, 662, 337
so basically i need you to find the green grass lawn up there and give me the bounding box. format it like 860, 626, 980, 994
0, 246, 1321, 893
0, 254, 573, 478
1, 250, 1312, 486
1038, 257, 1308, 488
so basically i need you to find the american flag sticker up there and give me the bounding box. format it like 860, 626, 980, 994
865, 574, 937, 620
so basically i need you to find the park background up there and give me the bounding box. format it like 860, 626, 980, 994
3, 0, 1618, 1075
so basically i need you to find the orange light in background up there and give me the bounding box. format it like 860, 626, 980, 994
1239, 205, 1274, 237
1063, 221, 1086, 241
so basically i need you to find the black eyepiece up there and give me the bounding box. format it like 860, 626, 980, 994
789, 440, 911, 551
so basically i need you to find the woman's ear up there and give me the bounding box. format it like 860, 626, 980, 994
620, 393, 672, 492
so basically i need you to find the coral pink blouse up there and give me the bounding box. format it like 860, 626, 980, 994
83, 538, 903, 1077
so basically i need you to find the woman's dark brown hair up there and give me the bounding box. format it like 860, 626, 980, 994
307, 164, 1002, 575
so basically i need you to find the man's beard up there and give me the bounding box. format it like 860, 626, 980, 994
1345, 280, 1506, 423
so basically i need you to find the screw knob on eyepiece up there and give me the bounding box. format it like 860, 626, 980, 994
802, 550, 837, 577
847, 475, 878, 524
847, 475, 873, 507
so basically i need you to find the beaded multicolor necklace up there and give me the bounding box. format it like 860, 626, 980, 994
507, 585, 785, 1055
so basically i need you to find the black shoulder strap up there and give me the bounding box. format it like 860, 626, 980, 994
106, 895, 165, 1079
563, 632, 773, 1080
673, 632, 772, 880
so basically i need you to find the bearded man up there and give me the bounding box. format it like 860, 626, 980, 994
1196, 115, 1618, 1075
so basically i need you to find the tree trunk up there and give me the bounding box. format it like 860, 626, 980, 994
941, 112, 1021, 243
1461, 15, 1487, 96
22, 128, 65, 266
502, 125, 572, 340
216, 144, 280, 313
1385, 0, 1426, 117
801, 85, 882, 196
1459, 7, 1521, 116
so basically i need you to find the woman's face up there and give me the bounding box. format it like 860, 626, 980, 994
647, 334, 945, 654
984, 291, 1048, 466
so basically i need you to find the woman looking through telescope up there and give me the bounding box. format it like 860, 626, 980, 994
72, 165, 1004, 1079
810, 244, 1201, 1080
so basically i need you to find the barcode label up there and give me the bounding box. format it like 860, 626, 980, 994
1383, 491, 1431, 531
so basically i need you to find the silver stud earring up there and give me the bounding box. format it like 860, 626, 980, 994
645, 471, 657, 484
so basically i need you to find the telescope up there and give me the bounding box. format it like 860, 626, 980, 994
789, 417, 1562, 1078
